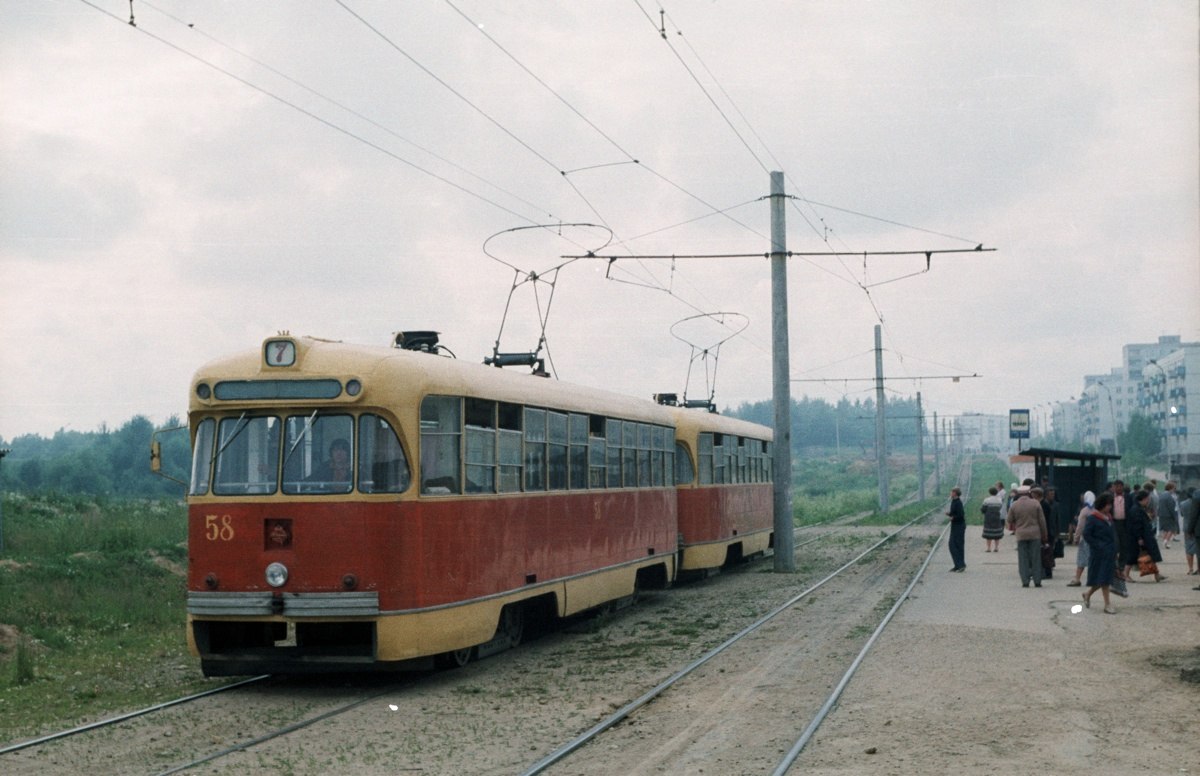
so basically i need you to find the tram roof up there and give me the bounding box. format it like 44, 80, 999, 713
193, 336, 679, 423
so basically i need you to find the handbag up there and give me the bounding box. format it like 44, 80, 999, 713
1137, 551, 1159, 577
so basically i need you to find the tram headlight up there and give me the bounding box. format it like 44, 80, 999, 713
265, 562, 289, 588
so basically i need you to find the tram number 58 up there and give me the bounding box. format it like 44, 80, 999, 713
204, 515, 235, 541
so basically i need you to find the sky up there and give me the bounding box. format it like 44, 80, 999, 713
2, 0, 1198, 441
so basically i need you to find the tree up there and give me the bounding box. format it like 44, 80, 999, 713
1119, 412, 1162, 461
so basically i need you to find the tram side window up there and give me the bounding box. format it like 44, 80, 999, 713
548, 411, 568, 491
665, 427, 675, 486
498, 402, 523, 493
588, 415, 606, 488
524, 407, 547, 491
282, 414, 353, 495
763, 441, 773, 481
606, 419, 622, 488
359, 414, 410, 493
189, 418, 215, 496
420, 396, 461, 494
674, 440, 694, 485
465, 399, 497, 494
569, 413, 588, 489
213, 416, 280, 496
651, 426, 666, 486
621, 419, 636, 487
711, 434, 726, 484
698, 433, 714, 485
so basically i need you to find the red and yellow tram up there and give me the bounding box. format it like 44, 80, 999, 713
670, 408, 774, 574
185, 334, 684, 675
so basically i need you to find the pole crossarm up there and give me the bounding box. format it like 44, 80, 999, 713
790, 374, 980, 383
562, 247, 994, 261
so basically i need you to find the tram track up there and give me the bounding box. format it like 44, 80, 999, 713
521, 457, 973, 775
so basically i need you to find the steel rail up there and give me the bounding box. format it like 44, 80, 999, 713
773, 520, 950, 774
153, 685, 402, 776
772, 456, 973, 773
518, 504, 942, 776
0, 675, 270, 756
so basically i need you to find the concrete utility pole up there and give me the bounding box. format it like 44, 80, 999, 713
933, 411, 941, 495
874, 324, 889, 513
770, 171, 795, 573
0, 448, 9, 553
916, 392, 926, 501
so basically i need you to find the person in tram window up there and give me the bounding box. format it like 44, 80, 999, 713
312, 438, 352, 488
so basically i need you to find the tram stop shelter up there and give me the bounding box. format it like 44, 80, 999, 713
1018, 447, 1123, 529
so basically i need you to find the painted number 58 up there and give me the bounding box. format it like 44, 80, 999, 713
205, 514, 235, 541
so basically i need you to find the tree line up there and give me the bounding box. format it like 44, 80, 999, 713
0, 396, 928, 497
0, 416, 191, 497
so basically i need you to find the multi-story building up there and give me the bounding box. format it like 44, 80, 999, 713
1073, 334, 1199, 466
1080, 369, 1131, 454
1051, 399, 1082, 446
1138, 342, 1200, 476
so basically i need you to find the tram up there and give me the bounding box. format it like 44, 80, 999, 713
183, 333, 685, 674
670, 407, 774, 574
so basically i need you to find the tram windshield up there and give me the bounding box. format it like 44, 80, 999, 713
190, 412, 410, 496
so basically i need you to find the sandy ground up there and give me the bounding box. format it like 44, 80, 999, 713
799, 534, 1200, 776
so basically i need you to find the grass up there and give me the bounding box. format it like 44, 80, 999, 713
0, 493, 219, 743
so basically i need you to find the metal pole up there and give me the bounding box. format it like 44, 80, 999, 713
874, 325, 889, 513
0, 449, 9, 554
933, 411, 941, 495
770, 171, 795, 573
916, 392, 925, 501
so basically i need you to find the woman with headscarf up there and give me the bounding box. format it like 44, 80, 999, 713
981, 485, 1005, 552
1126, 489, 1167, 582
1082, 491, 1118, 614
1067, 490, 1095, 587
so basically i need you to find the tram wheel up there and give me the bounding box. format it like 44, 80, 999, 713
497, 604, 525, 649
435, 646, 474, 669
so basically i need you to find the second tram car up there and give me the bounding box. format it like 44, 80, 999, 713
181, 333, 771, 675
670, 408, 773, 574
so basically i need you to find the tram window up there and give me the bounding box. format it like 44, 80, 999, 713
466, 427, 497, 493
712, 434, 726, 484
213, 416, 280, 496
465, 399, 498, 494
569, 414, 588, 489
548, 412, 568, 490
638, 447, 651, 487
588, 435, 606, 489
189, 418, 215, 496
498, 429, 522, 492
698, 433, 714, 485
359, 414, 410, 493
548, 442, 567, 490
674, 441, 695, 485
605, 420, 621, 488
282, 414, 353, 495
524, 408, 547, 491
420, 396, 461, 495
607, 440, 622, 488
664, 428, 675, 486
622, 446, 636, 488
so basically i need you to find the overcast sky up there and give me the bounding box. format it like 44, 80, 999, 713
2, 0, 1198, 441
